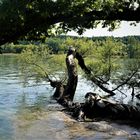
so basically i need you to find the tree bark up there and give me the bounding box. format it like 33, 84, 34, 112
63, 47, 78, 101
52, 47, 78, 102
52, 50, 116, 103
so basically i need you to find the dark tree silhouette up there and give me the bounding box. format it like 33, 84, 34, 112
0, 0, 140, 45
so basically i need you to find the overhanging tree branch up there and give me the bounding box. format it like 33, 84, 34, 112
0, 1, 140, 45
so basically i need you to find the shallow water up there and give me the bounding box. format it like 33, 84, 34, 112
0, 54, 140, 140
0, 54, 92, 140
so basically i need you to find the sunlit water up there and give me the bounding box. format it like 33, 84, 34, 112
0, 54, 140, 140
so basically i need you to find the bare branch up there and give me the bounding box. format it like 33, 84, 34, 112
112, 70, 138, 92
76, 52, 115, 96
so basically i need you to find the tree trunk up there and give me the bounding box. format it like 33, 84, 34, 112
52, 49, 115, 103
63, 47, 78, 101
52, 47, 78, 102
50, 50, 140, 122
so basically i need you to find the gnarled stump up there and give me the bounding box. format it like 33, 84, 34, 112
78, 92, 140, 122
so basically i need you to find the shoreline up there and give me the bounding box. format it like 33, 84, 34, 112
13, 108, 140, 140
0, 53, 18, 55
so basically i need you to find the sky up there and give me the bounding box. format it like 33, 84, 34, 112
67, 21, 140, 37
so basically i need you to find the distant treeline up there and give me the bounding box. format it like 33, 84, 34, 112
0, 35, 140, 58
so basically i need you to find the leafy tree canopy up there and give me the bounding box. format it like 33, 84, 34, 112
0, 0, 140, 45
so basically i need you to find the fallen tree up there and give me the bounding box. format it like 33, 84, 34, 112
52, 48, 140, 122
50, 46, 116, 104
19, 45, 140, 122
71, 92, 140, 122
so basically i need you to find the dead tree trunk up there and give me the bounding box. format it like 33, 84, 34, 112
52, 47, 78, 102
50, 50, 140, 122
63, 47, 78, 101
52, 48, 116, 104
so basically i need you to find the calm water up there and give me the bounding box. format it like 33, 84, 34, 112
0, 54, 93, 140
0, 54, 140, 140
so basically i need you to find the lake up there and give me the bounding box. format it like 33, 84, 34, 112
0, 54, 140, 140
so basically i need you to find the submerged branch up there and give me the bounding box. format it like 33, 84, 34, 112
112, 70, 138, 92
116, 89, 127, 98
90, 77, 116, 95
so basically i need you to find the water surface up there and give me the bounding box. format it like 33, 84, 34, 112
0, 54, 140, 140
0, 54, 92, 139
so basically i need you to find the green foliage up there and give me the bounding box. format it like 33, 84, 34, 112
82, 36, 140, 94
85, 38, 124, 81
47, 54, 67, 82
0, 0, 139, 45
116, 38, 140, 88
1, 43, 27, 53
19, 45, 66, 85
125, 37, 140, 59
110, 39, 140, 93
17, 36, 140, 96
45, 37, 64, 54
64, 37, 95, 56
113, 57, 140, 90
19, 45, 50, 84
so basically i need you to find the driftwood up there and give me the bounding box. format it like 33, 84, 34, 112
57, 92, 140, 123
75, 92, 140, 122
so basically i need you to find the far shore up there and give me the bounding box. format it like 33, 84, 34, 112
0, 53, 19, 55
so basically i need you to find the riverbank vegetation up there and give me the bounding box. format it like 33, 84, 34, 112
1, 35, 140, 104
1, 36, 140, 55
17, 35, 140, 121
16, 36, 140, 100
